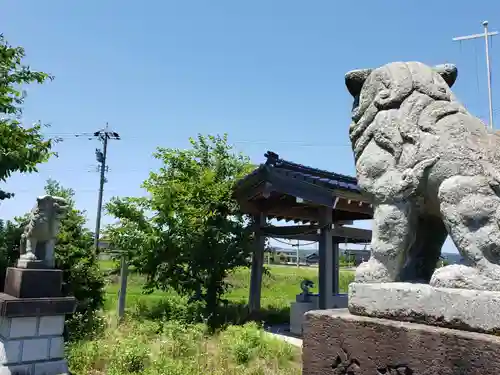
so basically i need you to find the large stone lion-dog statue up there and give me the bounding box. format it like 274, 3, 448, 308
19, 195, 69, 268
345, 61, 500, 291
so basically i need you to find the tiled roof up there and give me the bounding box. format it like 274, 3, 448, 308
235, 150, 361, 194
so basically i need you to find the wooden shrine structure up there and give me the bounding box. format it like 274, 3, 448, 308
233, 151, 373, 313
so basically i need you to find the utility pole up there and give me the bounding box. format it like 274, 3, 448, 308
93, 123, 120, 254
453, 20, 498, 130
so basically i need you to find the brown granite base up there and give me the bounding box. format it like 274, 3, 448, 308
303, 309, 500, 375
4, 267, 63, 298
0, 293, 76, 317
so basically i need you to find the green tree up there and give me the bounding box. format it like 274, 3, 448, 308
0, 219, 23, 289
0, 34, 55, 200
2, 179, 105, 341
45, 179, 105, 340
105, 134, 254, 327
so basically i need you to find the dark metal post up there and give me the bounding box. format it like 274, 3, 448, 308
248, 213, 266, 314
318, 207, 333, 309
117, 253, 129, 321
332, 241, 340, 295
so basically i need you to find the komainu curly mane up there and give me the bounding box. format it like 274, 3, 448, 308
345, 61, 500, 291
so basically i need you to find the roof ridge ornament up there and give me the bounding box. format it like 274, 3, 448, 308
264, 151, 280, 165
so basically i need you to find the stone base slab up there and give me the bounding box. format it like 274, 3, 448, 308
0, 359, 69, 375
303, 309, 500, 375
290, 295, 348, 336
348, 282, 500, 333
0, 294, 76, 317
290, 302, 315, 336
4, 267, 63, 298
16, 259, 49, 270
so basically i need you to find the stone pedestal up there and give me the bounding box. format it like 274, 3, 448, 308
4, 268, 63, 299
348, 282, 500, 333
290, 294, 348, 336
290, 301, 316, 336
303, 309, 500, 375
0, 267, 76, 375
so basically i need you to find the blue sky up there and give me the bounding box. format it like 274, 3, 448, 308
1, 0, 500, 253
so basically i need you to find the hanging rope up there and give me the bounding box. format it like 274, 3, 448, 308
270, 237, 317, 246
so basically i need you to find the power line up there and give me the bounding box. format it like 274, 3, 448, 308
44, 134, 353, 148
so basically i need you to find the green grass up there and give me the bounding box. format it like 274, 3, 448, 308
102, 262, 354, 321
68, 261, 354, 374
68, 317, 301, 375
99, 259, 116, 271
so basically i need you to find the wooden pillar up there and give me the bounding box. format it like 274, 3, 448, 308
117, 252, 129, 321
332, 242, 340, 295
318, 207, 333, 309
249, 213, 266, 314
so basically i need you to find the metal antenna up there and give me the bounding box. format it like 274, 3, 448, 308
453, 21, 498, 130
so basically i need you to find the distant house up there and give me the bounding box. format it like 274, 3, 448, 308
305, 253, 319, 264
267, 246, 372, 266
304, 248, 371, 266
267, 247, 315, 265
97, 238, 111, 250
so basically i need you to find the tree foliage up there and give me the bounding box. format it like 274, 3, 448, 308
0, 34, 55, 200
45, 179, 106, 340
0, 219, 23, 288
0, 179, 105, 341
105, 134, 254, 325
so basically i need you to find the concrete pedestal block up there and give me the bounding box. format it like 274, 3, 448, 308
0, 263, 75, 375
329, 294, 347, 308
303, 308, 500, 375
349, 282, 500, 333
0, 314, 69, 374
4, 268, 63, 299
290, 302, 315, 335
290, 294, 348, 336
0, 359, 69, 375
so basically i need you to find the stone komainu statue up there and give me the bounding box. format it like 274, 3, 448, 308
19, 195, 69, 268
345, 61, 500, 291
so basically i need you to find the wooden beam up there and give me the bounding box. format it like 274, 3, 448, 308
332, 188, 370, 204
270, 169, 371, 210
267, 171, 337, 208
334, 197, 373, 216
257, 198, 372, 223
257, 199, 321, 223
261, 224, 372, 243
234, 181, 267, 202
261, 224, 320, 236
332, 226, 372, 243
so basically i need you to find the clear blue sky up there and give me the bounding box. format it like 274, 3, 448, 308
2, 0, 500, 254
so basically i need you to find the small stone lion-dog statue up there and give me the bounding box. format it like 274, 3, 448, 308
297, 279, 315, 302
18, 195, 69, 268
345, 61, 500, 291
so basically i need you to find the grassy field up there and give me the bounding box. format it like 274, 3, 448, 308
67, 262, 354, 374
101, 261, 354, 319
68, 317, 301, 375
